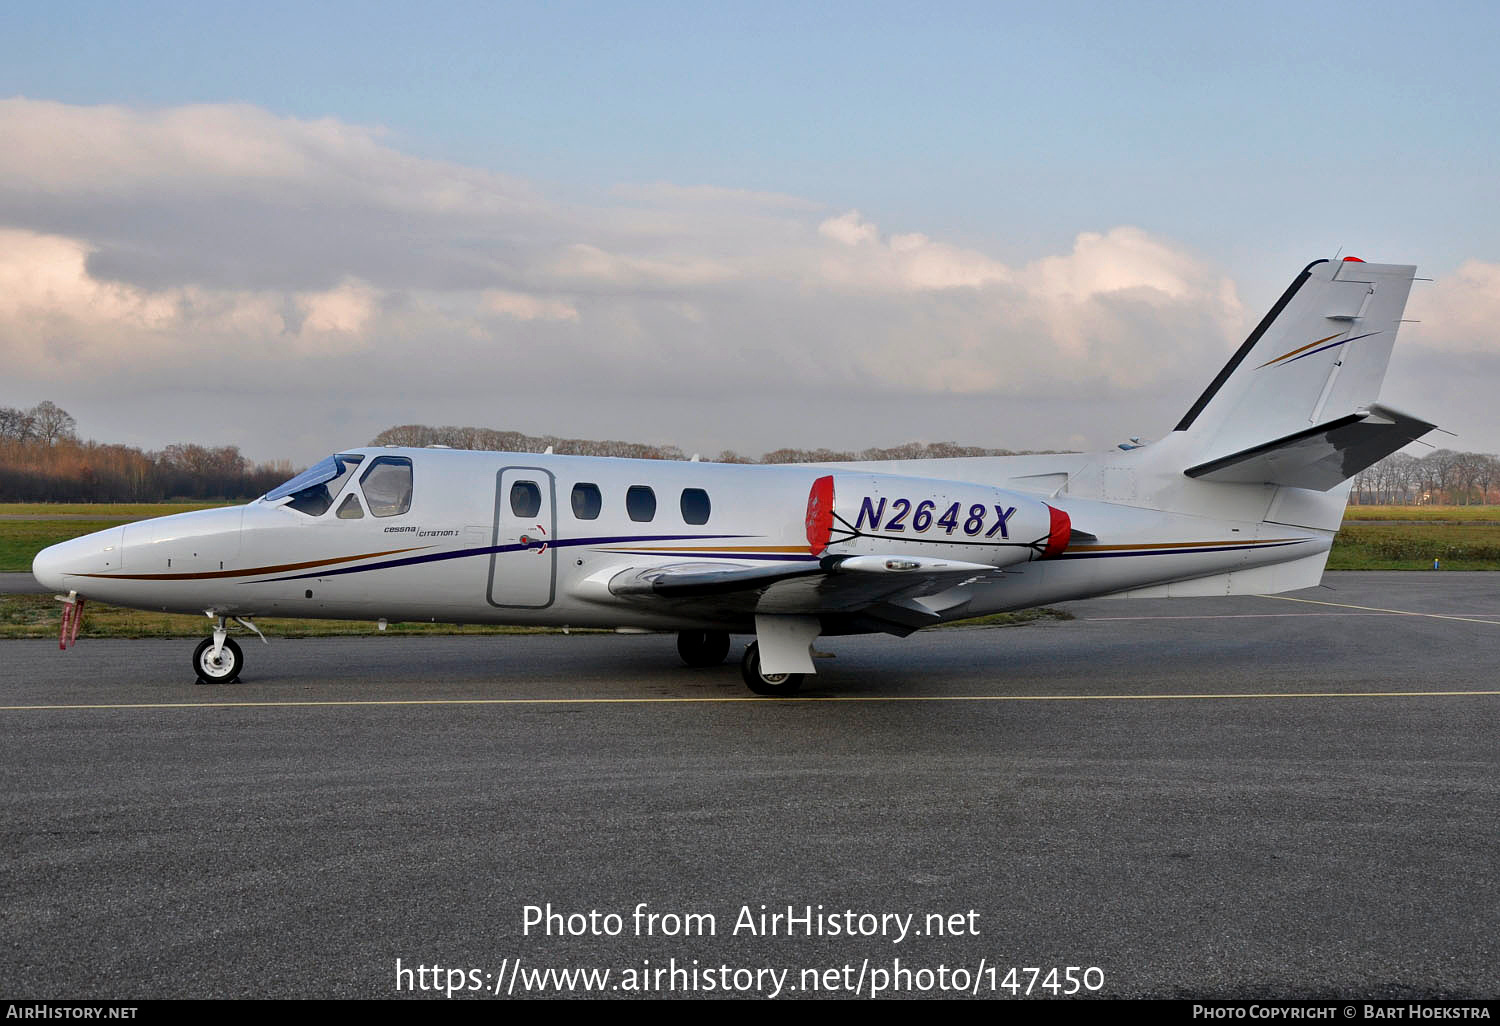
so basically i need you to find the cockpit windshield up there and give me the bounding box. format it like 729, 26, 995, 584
264, 454, 365, 516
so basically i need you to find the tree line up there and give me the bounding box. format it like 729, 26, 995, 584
4, 401, 1495, 504
369, 424, 1057, 465
1351, 450, 1500, 505
1, 401, 292, 502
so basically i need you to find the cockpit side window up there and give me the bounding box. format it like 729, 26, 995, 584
336, 493, 365, 519
359, 457, 413, 517
272, 454, 365, 517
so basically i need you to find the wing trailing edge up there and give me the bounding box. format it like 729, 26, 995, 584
607, 554, 998, 600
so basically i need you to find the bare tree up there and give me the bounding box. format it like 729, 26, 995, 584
27, 401, 76, 445
1477, 454, 1500, 504
0, 406, 36, 441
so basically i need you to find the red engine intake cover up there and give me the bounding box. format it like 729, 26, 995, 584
1041, 504, 1071, 559
805, 475, 835, 556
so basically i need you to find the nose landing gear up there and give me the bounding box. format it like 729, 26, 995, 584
193, 636, 243, 684
193, 614, 267, 685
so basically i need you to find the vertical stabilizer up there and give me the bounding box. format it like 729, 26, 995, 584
1174, 258, 1417, 462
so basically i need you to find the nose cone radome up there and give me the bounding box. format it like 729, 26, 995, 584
32, 526, 126, 593
30, 546, 65, 593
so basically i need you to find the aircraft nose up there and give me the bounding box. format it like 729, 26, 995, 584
32, 527, 125, 593
31, 544, 67, 593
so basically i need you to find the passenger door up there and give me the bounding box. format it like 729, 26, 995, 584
489, 467, 556, 608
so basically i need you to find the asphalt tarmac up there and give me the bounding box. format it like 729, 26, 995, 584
1, 572, 1496, 1000
0, 573, 46, 594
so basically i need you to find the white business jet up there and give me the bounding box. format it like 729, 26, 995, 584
33, 258, 1435, 693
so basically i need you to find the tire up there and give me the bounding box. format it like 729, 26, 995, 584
193, 637, 243, 684
739, 641, 803, 696
677, 629, 731, 668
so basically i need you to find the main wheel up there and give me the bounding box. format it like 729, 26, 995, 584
739, 641, 804, 696
677, 629, 731, 668
193, 637, 243, 684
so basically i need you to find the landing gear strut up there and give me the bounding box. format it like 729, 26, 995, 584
740, 641, 804, 696
192, 615, 265, 684
677, 629, 731, 668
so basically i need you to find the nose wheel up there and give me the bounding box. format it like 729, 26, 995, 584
192, 614, 264, 684
740, 641, 804, 696
193, 636, 243, 684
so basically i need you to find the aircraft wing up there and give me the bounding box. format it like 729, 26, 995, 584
601, 555, 1008, 634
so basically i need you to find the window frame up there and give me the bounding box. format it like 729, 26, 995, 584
680, 487, 711, 525
358, 456, 414, 518
570, 482, 603, 521
269, 453, 365, 517
509, 480, 543, 519
625, 485, 657, 523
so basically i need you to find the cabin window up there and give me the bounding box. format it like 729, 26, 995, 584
271, 453, 364, 517
510, 480, 542, 518
626, 485, 656, 522
359, 457, 413, 517
571, 483, 602, 520
680, 488, 711, 525
336, 493, 365, 519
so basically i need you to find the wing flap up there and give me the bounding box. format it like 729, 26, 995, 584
600, 555, 1007, 618
608, 561, 822, 599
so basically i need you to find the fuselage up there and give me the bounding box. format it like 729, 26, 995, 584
32, 444, 1330, 634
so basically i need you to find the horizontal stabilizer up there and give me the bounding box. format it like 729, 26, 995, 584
1184, 403, 1435, 490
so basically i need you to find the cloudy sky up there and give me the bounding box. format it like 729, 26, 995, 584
2, 1, 1497, 465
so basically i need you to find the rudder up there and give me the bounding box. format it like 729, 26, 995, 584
1174, 257, 1420, 464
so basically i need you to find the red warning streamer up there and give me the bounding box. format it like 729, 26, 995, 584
59, 596, 86, 650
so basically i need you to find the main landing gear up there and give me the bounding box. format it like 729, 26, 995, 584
739, 641, 804, 697
193, 614, 266, 685
679, 618, 818, 696
676, 629, 731, 668
675, 629, 804, 695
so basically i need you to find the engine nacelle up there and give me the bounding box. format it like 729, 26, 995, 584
804, 473, 1070, 568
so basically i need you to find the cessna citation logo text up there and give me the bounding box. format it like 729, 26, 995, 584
383, 526, 460, 538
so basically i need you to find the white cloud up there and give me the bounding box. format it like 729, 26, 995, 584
0, 228, 388, 371
1406, 260, 1500, 356
818, 211, 881, 247
0, 98, 1280, 455
814, 210, 1012, 291
0, 228, 179, 331
297, 278, 380, 339
549, 244, 739, 288
482, 289, 580, 322
0, 98, 539, 216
